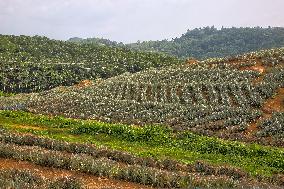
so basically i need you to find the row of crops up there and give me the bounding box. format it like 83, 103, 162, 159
0, 34, 182, 93
0, 129, 248, 178
0, 124, 283, 188
0, 128, 249, 189
96, 80, 275, 107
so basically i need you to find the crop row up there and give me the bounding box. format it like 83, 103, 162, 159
98, 80, 267, 107
0, 169, 82, 189
110, 66, 260, 84
0, 129, 249, 180
0, 110, 283, 178
0, 141, 239, 188
26, 90, 262, 131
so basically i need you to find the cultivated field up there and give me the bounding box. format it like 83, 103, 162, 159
0, 35, 283, 188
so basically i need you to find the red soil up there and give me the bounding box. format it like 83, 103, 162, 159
262, 88, 284, 113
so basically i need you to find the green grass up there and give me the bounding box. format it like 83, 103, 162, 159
0, 110, 283, 179
0, 91, 14, 97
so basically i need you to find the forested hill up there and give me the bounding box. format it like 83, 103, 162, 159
70, 27, 284, 59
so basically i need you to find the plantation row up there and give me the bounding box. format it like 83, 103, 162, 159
0, 110, 283, 182
0, 129, 248, 179
25, 89, 262, 132
95, 80, 277, 108
0, 125, 283, 187
1, 79, 277, 135
0, 169, 82, 189
1, 110, 283, 166
0, 141, 242, 188
0, 34, 182, 93
111, 67, 260, 84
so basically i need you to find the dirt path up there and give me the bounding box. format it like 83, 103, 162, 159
0, 158, 153, 189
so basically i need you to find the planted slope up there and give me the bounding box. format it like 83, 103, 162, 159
1, 48, 283, 146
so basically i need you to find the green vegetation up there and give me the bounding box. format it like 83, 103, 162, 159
0, 34, 182, 93
0, 32, 284, 188
72, 27, 284, 59
0, 110, 283, 180
0, 47, 278, 147
0, 91, 14, 97
128, 27, 284, 59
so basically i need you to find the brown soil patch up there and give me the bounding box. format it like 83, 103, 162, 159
0, 158, 153, 189
262, 88, 284, 114
245, 123, 258, 136
75, 80, 94, 88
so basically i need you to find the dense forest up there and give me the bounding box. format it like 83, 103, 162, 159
69, 27, 284, 59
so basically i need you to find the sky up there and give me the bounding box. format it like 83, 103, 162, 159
0, 0, 283, 43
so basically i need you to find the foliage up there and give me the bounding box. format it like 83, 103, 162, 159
0, 34, 182, 93
0, 110, 283, 179
1, 47, 283, 145
0, 91, 14, 97
257, 112, 284, 138
71, 27, 284, 59
126, 26, 284, 59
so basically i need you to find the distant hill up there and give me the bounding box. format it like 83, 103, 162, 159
69, 27, 284, 59
0, 35, 182, 93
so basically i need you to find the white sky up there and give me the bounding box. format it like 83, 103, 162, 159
0, 0, 283, 43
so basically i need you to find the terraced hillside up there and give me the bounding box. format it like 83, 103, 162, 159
0, 47, 283, 188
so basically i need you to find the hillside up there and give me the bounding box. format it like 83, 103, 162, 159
1, 47, 283, 146
0, 34, 182, 93
71, 27, 284, 59
0, 47, 283, 188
